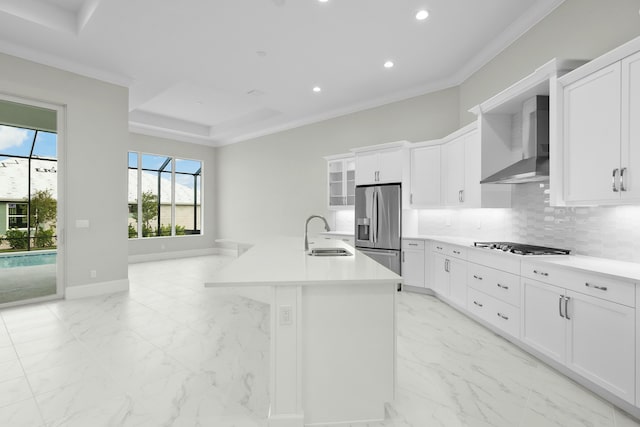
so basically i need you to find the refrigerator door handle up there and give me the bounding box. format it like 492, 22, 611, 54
372, 188, 378, 244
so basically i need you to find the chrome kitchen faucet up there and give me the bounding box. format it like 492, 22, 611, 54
304, 215, 331, 251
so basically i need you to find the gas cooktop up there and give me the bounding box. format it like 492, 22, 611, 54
473, 241, 571, 256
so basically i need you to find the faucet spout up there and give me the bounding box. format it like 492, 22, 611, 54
304, 215, 331, 251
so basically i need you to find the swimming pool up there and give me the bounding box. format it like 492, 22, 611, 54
0, 252, 57, 269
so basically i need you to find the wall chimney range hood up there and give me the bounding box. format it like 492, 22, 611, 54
480, 95, 550, 184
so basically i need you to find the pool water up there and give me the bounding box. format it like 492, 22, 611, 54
0, 252, 57, 269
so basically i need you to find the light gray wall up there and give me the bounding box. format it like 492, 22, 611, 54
215, 87, 460, 242
0, 52, 129, 288
459, 0, 640, 125
128, 132, 216, 255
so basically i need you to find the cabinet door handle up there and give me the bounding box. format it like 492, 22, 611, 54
585, 282, 608, 291
444, 259, 450, 272
497, 313, 509, 320
473, 300, 483, 307
620, 167, 627, 192
558, 295, 565, 318
460, 189, 464, 203
473, 274, 483, 281
458, 190, 462, 203
564, 296, 571, 320
402, 251, 405, 263
533, 269, 549, 277
613, 168, 619, 192
453, 250, 461, 255
410, 193, 413, 204
497, 283, 509, 290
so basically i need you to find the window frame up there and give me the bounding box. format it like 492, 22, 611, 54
7, 202, 29, 229
128, 151, 203, 239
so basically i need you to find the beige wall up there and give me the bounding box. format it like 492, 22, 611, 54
0, 52, 129, 288
216, 87, 460, 242
459, 0, 640, 125
128, 132, 214, 255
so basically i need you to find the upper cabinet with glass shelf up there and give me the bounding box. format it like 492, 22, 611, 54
324, 153, 355, 209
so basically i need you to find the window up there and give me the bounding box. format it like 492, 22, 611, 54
8, 203, 28, 229
128, 151, 202, 238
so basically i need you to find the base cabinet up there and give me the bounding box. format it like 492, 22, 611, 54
402, 240, 425, 288
521, 277, 636, 404
431, 243, 467, 308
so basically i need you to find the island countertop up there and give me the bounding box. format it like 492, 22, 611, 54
205, 236, 402, 287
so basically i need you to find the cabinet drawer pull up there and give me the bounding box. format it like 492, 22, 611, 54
497, 283, 509, 290
621, 167, 627, 192
613, 168, 619, 192
585, 282, 608, 291
453, 250, 461, 255
408, 243, 418, 246
533, 269, 549, 277
436, 246, 443, 250
497, 313, 509, 320
473, 275, 483, 281
473, 300, 483, 308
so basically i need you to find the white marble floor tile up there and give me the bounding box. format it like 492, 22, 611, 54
0, 376, 33, 408
0, 398, 45, 427
0, 358, 25, 383
25, 356, 106, 396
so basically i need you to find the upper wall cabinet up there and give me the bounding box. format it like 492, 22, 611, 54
352, 141, 407, 186
324, 153, 356, 209
470, 58, 584, 207
441, 125, 482, 208
409, 142, 441, 208
555, 36, 640, 205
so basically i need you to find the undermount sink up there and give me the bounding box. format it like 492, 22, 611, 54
308, 248, 353, 257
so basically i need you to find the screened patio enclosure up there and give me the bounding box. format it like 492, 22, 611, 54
0, 98, 59, 305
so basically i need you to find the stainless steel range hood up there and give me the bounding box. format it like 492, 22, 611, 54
480, 95, 549, 184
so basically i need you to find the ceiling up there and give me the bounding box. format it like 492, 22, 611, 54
0, 0, 564, 146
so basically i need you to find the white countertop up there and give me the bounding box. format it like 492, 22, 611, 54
205, 236, 401, 287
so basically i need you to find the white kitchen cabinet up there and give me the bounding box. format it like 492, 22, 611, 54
558, 47, 640, 205
409, 144, 441, 207
441, 128, 481, 207
353, 143, 405, 185
431, 242, 467, 308
325, 154, 356, 209
401, 239, 425, 288
521, 275, 636, 404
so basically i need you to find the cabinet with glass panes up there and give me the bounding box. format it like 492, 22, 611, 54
325, 154, 356, 209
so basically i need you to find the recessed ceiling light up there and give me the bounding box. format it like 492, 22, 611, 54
318, 0, 329, 3
415, 9, 429, 20
384, 60, 394, 69
313, 86, 322, 93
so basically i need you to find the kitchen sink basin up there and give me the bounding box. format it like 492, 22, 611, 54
308, 248, 353, 257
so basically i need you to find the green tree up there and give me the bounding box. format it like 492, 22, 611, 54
29, 189, 57, 229
131, 191, 158, 236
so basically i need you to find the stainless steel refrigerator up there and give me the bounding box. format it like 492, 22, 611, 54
354, 184, 401, 275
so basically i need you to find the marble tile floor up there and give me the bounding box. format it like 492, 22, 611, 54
0, 254, 637, 426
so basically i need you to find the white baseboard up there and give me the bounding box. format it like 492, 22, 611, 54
65, 279, 130, 300
128, 248, 221, 264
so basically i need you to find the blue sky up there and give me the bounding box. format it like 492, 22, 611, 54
129, 152, 201, 190
0, 125, 57, 158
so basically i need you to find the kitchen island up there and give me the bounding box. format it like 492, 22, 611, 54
205, 236, 401, 427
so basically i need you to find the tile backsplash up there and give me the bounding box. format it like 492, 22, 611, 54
417, 182, 640, 263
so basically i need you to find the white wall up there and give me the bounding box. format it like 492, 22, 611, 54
0, 52, 129, 290
128, 132, 216, 256
215, 87, 460, 242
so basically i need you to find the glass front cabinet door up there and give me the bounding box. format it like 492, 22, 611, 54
325, 154, 356, 209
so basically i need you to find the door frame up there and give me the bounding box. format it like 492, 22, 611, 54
0, 92, 66, 306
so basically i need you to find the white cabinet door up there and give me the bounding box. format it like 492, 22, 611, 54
448, 257, 467, 309
521, 278, 566, 365
563, 62, 622, 203
402, 249, 425, 288
432, 253, 449, 297
565, 290, 635, 404
443, 137, 466, 206
621, 51, 640, 201
410, 145, 441, 207
377, 148, 403, 183
355, 151, 379, 185
462, 131, 481, 207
